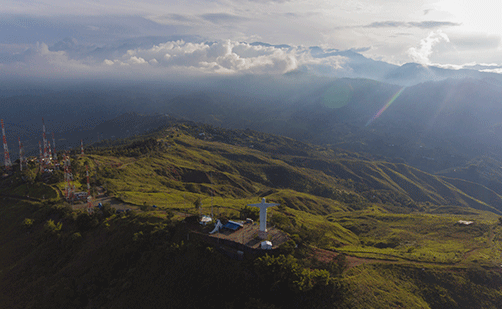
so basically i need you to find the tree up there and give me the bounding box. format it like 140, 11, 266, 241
193, 197, 201, 212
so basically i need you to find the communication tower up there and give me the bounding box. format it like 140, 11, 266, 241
18, 137, 26, 171
1, 119, 12, 171
42, 118, 48, 160
63, 152, 74, 201
81, 140, 84, 157
48, 141, 52, 159
38, 141, 43, 172
52, 132, 57, 160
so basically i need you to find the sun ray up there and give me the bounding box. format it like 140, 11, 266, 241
366, 87, 406, 127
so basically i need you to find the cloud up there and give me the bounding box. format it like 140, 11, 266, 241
247, 0, 291, 2
1, 42, 96, 79
480, 68, 502, 74
363, 21, 407, 28
0, 39, 348, 79
408, 21, 460, 28
106, 40, 345, 74
362, 21, 460, 29
199, 13, 250, 24
349, 47, 372, 53
407, 30, 450, 65
450, 34, 501, 50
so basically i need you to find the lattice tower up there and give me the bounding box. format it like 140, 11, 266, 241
18, 137, 25, 171
1, 120, 12, 171
42, 118, 48, 161
38, 141, 43, 172
52, 132, 57, 160
64, 153, 74, 201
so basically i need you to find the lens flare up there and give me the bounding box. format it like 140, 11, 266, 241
366, 87, 406, 126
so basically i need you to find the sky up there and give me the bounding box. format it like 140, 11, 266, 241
1, 0, 502, 81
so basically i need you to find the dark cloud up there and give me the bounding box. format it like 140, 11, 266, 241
199, 13, 249, 24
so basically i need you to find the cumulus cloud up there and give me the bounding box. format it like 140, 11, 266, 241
104, 40, 345, 74
0, 39, 348, 79
407, 31, 450, 65
2, 42, 93, 78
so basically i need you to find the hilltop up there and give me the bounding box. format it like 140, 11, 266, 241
1, 122, 502, 308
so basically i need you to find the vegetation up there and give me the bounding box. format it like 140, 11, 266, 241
2, 122, 502, 308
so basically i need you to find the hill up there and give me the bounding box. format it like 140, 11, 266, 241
2, 122, 502, 308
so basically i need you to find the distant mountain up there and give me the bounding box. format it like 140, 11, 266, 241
4, 74, 502, 196
382, 62, 502, 85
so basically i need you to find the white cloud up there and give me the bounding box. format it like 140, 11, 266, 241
2, 42, 94, 78
480, 68, 502, 74
407, 30, 450, 65
1, 39, 347, 80
104, 40, 345, 75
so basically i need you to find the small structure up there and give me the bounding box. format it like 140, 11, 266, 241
261, 241, 273, 250
248, 198, 279, 239
200, 215, 212, 225
223, 220, 243, 231
457, 220, 474, 225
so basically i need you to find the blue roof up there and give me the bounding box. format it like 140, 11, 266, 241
222, 221, 243, 231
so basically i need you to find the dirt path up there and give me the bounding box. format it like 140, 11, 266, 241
311, 245, 496, 270
312, 248, 399, 268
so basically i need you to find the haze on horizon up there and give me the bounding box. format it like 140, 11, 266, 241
1, 0, 502, 84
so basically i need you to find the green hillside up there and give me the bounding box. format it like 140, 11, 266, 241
2, 122, 502, 308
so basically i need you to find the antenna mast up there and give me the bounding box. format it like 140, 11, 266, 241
42, 118, 48, 161
52, 132, 57, 160
18, 137, 25, 171
64, 152, 74, 201
1, 119, 12, 171
80, 139, 84, 157
38, 141, 43, 172
48, 141, 52, 159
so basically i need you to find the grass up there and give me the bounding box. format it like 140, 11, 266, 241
65, 127, 502, 267
6, 124, 502, 268
4, 123, 502, 308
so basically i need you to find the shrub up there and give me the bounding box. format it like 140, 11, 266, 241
22, 218, 34, 229
71, 232, 82, 242
44, 219, 62, 235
